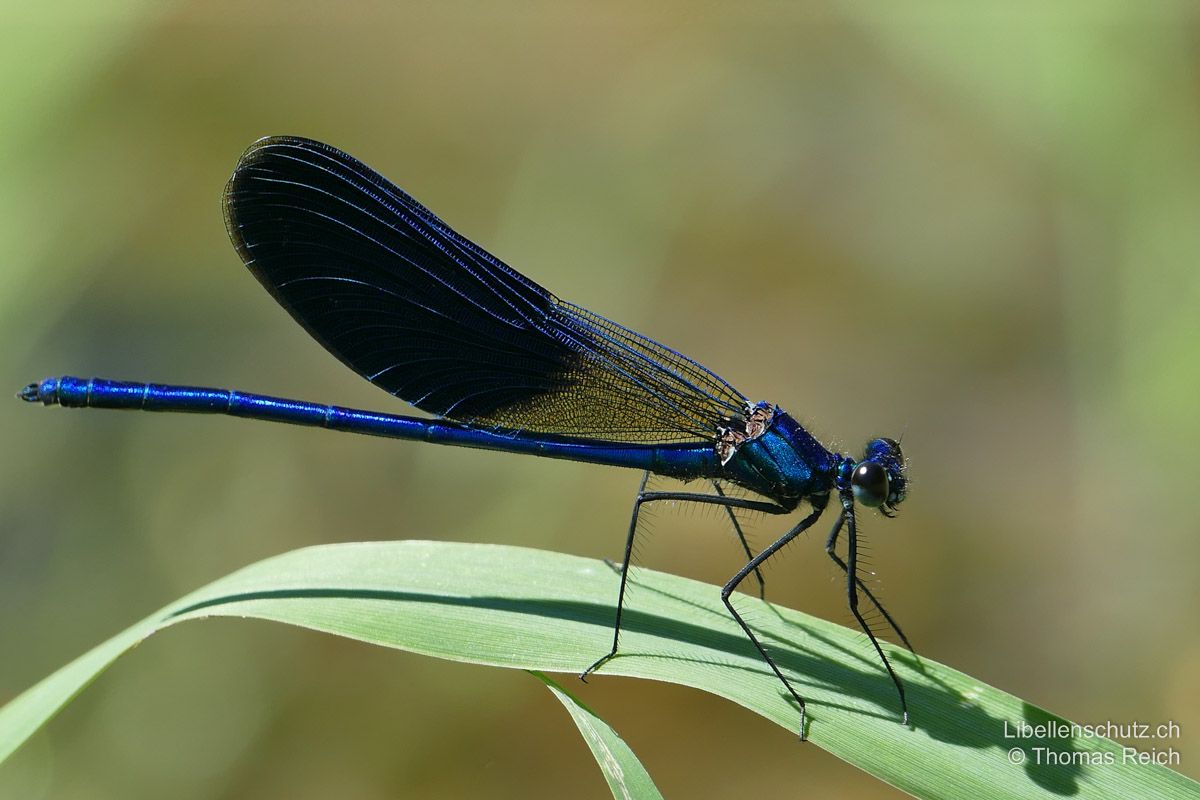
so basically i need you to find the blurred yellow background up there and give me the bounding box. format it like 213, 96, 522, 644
2, 3, 1198, 798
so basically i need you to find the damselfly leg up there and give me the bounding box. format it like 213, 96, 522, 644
720, 496, 828, 740
711, 480, 767, 600
833, 496, 909, 725
824, 513, 915, 653
581, 472, 789, 681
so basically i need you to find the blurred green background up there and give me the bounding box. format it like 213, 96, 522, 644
2, 2, 1198, 798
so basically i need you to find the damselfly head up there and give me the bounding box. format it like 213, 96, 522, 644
852, 437, 908, 515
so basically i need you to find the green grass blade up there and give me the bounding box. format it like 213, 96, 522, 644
532, 671, 663, 800
0, 541, 1195, 799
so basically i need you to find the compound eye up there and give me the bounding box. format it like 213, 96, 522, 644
851, 462, 889, 508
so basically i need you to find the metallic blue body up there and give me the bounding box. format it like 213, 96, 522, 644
24, 377, 851, 507
29, 376, 723, 480
721, 410, 838, 509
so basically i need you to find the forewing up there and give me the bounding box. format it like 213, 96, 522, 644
223, 136, 747, 442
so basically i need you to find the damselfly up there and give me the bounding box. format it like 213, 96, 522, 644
20, 137, 913, 739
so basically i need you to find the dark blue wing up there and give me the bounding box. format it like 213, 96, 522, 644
223, 136, 747, 443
